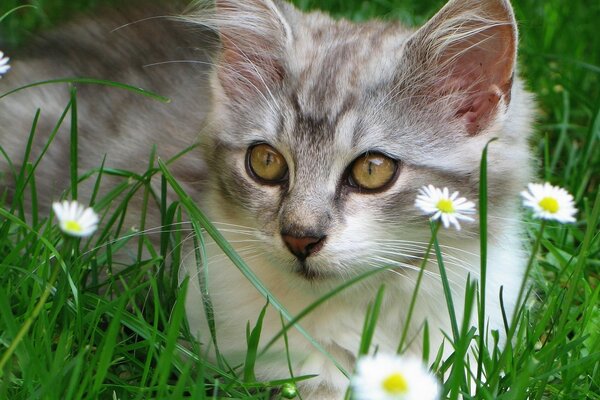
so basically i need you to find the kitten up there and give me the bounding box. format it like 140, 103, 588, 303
0, 0, 535, 398
182, 0, 534, 397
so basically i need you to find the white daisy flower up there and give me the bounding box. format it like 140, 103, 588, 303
52, 200, 99, 238
521, 182, 577, 223
415, 185, 476, 230
352, 353, 440, 400
0, 51, 10, 77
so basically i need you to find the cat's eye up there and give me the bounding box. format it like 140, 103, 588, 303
348, 153, 398, 191
247, 143, 289, 184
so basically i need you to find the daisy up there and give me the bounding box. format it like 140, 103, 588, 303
352, 353, 440, 400
415, 185, 476, 230
0, 51, 10, 77
52, 200, 99, 238
521, 182, 577, 223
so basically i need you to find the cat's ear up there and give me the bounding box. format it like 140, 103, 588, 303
212, 0, 292, 102
405, 0, 517, 135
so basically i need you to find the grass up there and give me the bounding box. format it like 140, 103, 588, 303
1, 0, 599, 399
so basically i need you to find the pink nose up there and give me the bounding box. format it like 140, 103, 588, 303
282, 234, 326, 260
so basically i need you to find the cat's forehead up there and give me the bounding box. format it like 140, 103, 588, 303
286, 15, 412, 120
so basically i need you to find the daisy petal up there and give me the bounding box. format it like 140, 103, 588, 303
414, 185, 476, 231
52, 200, 99, 238
521, 182, 577, 223
352, 353, 440, 400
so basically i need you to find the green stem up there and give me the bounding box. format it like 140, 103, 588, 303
488, 219, 547, 390
510, 220, 546, 337
397, 221, 440, 353
434, 226, 459, 341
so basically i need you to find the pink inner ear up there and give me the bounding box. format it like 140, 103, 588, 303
460, 90, 502, 135
436, 23, 516, 135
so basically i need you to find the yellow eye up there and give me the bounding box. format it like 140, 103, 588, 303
247, 143, 289, 183
350, 153, 398, 191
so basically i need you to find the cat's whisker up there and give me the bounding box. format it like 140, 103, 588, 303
367, 256, 441, 280
203, 239, 263, 246
374, 244, 477, 269
77, 222, 199, 258
377, 239, 480, 257
142, 59, 215, 74
372, 240, 478, 265
204, 244, 263, 261
372, 248, 476, 273
182, 244, 263, 280
111, 15, 174, 33
212, 221, 262, 230
213, 229, 262, 237
186, 251, 265, 283
368, 255, 465, 292
160, 231, 199, 265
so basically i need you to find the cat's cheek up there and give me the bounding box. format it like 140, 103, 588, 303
212, 163, 282, 229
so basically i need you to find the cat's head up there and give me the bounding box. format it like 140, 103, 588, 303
190, 0, 534, 280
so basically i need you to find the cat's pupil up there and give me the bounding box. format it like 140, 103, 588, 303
247, 144, 288, 183
348, 153, 398, 192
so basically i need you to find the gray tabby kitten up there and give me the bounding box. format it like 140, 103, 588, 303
0, 0, 534, 398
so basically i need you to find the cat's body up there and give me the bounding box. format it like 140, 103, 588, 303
0, 0, 534, 398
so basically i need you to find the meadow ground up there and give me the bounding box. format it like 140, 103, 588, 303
0, 0, 599, 399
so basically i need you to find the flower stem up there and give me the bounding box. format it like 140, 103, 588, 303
397, 221, 440, 353
510, 220, 546, 336
488, 219, 546, 391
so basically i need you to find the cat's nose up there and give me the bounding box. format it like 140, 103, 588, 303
281, 234, 326, 261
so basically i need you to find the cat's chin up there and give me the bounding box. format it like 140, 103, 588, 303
290, 259, 338, 282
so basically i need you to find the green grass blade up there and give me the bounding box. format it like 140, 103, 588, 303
358, 285, 385, 356
432, 221, 459, 341
0, 78, 170, 103
244, 300, 269, 383
90, 297, 125, 396
476, 139, 495, 390
0, 5, 36, 23
261, 267, 392, 356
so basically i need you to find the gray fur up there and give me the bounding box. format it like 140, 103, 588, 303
0, 3, 212, 228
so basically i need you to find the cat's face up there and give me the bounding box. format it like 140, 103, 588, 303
195, 0, 532, 280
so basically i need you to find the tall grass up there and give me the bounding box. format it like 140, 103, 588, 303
0, 0, 599, 399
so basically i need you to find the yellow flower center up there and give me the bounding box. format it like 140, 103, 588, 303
436, 199, 455, 214
65, 220, 83, 233
382, 372, 409, 394
538, 197, 560, 214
